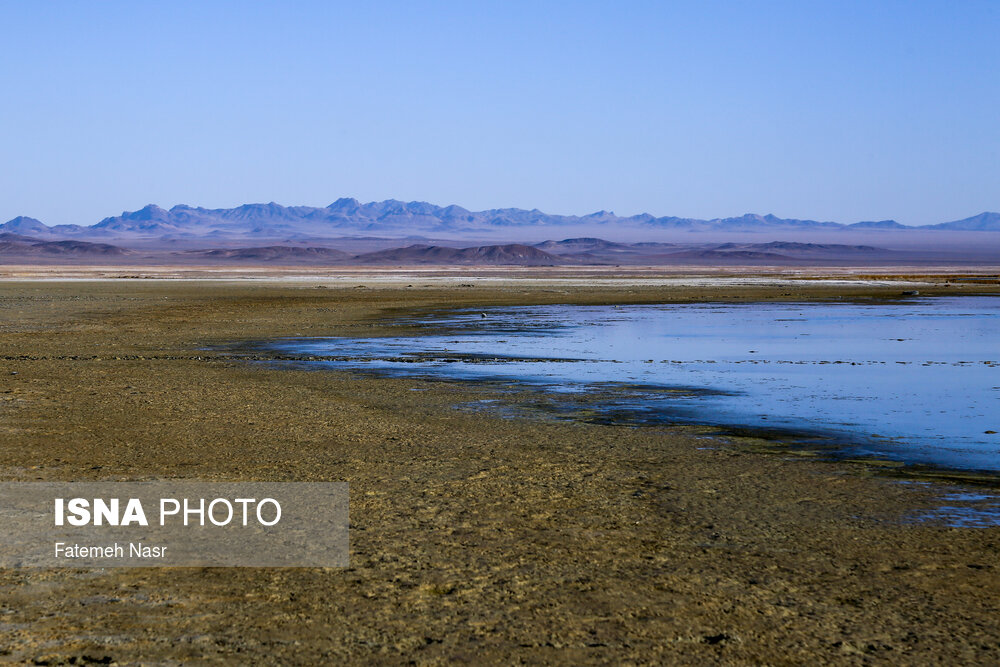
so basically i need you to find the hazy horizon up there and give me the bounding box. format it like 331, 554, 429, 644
2, 2, 997, 227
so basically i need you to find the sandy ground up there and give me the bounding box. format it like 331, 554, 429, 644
0, 272, 999, 665
1, 262, 998, 281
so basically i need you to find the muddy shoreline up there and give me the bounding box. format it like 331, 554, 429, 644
236, 341, 1000, 487
241, 291, 1000, 484
1, 275, 1000, 664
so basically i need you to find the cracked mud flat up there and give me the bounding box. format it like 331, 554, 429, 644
0, 273, 999, 664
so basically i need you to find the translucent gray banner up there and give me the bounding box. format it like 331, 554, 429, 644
0, 482, 348, 567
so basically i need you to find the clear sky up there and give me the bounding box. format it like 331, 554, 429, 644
1, 1, 997, 226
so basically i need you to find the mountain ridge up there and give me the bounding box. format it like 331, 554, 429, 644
3, 201, 999, 240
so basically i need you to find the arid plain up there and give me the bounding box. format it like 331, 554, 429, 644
1, 268, 999, 665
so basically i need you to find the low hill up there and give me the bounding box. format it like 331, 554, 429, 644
0, 235, 130, 258
184, 246, 352, 262
355, 244, 559, 265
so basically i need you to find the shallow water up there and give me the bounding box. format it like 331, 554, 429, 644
273, 296, 1000, 472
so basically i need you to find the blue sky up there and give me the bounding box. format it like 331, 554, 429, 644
1, 1, 997, 226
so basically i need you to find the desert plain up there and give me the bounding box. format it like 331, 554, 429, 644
1, 267, 999, 665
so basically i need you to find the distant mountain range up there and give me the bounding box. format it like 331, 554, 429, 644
2, 200, 999, 241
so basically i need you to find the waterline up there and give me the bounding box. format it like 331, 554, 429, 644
268, 297, 1000, 472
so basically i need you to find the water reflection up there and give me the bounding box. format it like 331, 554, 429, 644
274, 297, 1000, 471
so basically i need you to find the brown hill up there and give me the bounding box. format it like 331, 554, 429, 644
355, 244, 559, 265
184, 246, 352, 262
0, 235, 130, 257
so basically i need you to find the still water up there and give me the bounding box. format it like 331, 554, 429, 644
274, 297, 999, 472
